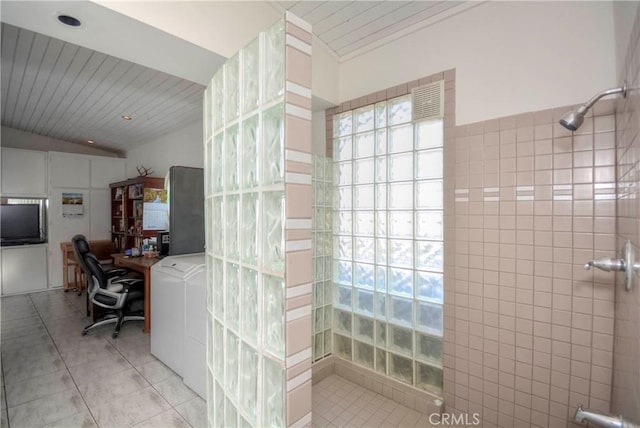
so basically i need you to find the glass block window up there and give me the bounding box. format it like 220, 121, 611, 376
312, 155, 333, 362
332, 94, 444, 395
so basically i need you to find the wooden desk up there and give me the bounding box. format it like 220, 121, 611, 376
61, 240, 119, 293
60, 242, 80, 292
111, 253, 159, 333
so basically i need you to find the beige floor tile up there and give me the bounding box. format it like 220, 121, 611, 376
153, 374, 198, 407
78, 367, 150, 409
40, 410, 98, 428
53, 330, 109, 352
137, 359, 176, 384
59, 340, 120, 367
90, 386, 171, 428
133, 409, 192, 428
1, 324, 48, 342
68, 353, 134, 387
3, 354, 66, 386
1, 316, 44, 332
5, 369, 75, 407
175, 396, 207, 428
1, 341, 58, 366
0, 332, 52, 353
117, 342, 158, 367
8, 388, 87, 428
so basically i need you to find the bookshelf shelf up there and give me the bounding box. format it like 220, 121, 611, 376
110, 176, 165, 251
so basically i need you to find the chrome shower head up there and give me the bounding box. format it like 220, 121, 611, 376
559, 82, 627, 131
559, 106, 587, 131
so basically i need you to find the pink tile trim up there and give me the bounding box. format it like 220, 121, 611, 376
285, 114, 311, 153
285, 315, 312, 356
286, 294, 312, 311
287, 358, 312, 380
285, 184, 312, 219
286, 381, 312, 426
285, 229, 311, 241
285, 160, 312, 175
285, 91, 312, 110
285, 46, 311, 89
285, 22, 312, 45
285, 249, 312, 287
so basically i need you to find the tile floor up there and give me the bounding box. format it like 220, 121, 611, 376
1, 289, 206, 428
1, 289, 436, 428
312, 375, 435, 428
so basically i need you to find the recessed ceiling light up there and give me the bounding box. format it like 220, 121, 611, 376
87, 140, 95, 144
56, 13, 82, 28
122, 115, 132, 121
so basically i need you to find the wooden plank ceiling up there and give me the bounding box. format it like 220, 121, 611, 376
273, 1, 465, 57
1, 23, 205, 154
1, 2, 474, 154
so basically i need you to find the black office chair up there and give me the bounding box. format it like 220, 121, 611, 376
72, 235, 145, 338
72, 235, 129, 288
72, 234, 129, 316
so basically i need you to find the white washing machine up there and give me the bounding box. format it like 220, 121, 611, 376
150, 253, 205, 377
183, 268, 206, 398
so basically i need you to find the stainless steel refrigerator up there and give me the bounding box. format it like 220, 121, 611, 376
166, 166, 204, 255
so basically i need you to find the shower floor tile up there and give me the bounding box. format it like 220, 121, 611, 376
312, 375, 435, 428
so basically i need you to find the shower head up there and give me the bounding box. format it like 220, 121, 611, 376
559, 106, 587, 131
559, 82, 627, 131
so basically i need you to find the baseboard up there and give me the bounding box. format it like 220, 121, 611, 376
312, 355, 335, 384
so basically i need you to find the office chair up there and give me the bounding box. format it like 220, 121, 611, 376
72, 235, 145, 338
72, 235, 128, 292
72, 234, 129, 316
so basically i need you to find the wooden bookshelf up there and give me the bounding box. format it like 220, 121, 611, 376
110, 176, 165, 251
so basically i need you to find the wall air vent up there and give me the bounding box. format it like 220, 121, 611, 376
412, 80, 444, 122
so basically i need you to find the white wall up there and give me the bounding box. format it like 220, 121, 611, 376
339, 1, 617, 125
98, 1, 340, 111
125, 117, 204, 178
312, 111, 326, 156
312, 39, 340, 107
98, 1, 281, 59
613, 1, 640, 79
1, 126, 122, 157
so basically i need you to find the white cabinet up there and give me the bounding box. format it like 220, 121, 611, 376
0, 148, 47, 196
90, 189, 111, 239
1, 244, 48, 295
49, 153, 90, 188
47, 153, 126, 287
49, 153, 125, 189
47, 187, 91, 288
90, 158, 126, 188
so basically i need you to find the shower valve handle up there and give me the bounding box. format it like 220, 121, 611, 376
584, 257, 626, 272
583, 241, 638, 292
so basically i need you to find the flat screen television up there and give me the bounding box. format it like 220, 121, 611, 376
0, 203, 46, 245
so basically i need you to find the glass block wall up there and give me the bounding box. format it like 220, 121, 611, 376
204, 13, 313, 428
332, 94, 445, 395
312, 155, 333, 362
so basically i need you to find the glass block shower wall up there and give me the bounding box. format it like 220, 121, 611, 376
312, 155, 333, 362
332, 94, 445, 395
204, 13, 313, 428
